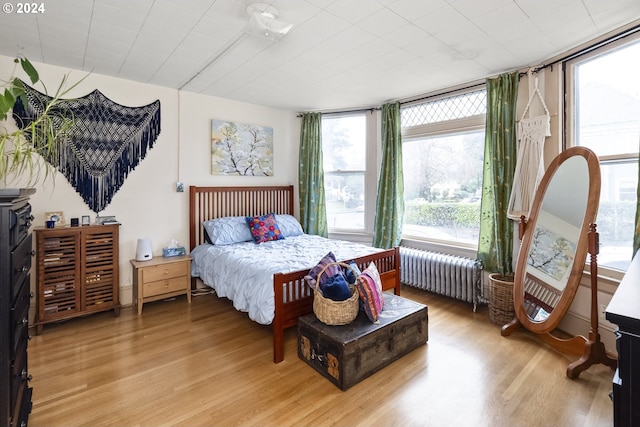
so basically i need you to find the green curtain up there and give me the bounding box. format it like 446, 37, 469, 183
477, 72, 520, 275
298, 112, 328, 237
633, 150, 640, 257
373, 102, 404, 249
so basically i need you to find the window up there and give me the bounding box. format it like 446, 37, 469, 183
567, 34, 640, 272
401, 89, 486, 246
322, 114, 367, 231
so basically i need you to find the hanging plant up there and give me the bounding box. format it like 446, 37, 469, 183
0, 55, 84, 185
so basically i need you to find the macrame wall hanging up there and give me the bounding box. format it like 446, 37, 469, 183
13, 80, 161, 213
507, 72, 551, 220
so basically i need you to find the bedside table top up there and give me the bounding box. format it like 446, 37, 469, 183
130, 254, 191, 268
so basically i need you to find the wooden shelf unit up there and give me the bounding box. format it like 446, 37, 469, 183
34, 224, 121, 334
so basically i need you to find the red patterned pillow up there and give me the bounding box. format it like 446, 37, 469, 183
245, 213, 284, 244
356, 262, 384, 322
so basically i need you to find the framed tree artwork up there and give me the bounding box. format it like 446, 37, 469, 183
526, 210, 579, 291
210, 119, 273, 176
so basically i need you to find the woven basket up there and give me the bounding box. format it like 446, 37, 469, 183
313, 261, 360, 326
488, 273, 515, 325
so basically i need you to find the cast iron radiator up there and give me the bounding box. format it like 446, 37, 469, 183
400, 247, 483, 310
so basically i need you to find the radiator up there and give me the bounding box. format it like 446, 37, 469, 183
400, 247, 483, 310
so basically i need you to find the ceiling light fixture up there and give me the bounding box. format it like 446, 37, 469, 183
244, 2, 293, 41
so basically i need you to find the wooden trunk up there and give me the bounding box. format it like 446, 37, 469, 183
298, 293, 428, 390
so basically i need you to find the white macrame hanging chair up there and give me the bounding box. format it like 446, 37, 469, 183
507, 73, 551, 220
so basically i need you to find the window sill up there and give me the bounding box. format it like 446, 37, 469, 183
328, 231, 373, 245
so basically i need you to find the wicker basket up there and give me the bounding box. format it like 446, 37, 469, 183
488, 273, 515, 325
313, 261, 360, 326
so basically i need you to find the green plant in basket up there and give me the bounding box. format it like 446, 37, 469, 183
0, 55, 84, 185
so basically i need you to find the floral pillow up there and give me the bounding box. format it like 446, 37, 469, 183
356, 262, 384, 322
245, 213, 284, 244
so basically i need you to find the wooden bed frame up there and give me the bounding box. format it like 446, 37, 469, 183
189, 185, 401, 363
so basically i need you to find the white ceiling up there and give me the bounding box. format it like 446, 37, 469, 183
1, 0, 639, 112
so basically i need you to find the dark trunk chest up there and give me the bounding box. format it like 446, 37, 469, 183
298, 293, 428, 390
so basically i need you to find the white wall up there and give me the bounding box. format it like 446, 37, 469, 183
0, 55, 300, 310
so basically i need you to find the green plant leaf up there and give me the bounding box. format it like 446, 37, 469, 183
0, 88, 15, 120
20, 57, 39, 84
3, 87, 15, 106
10, 79, 27, 117
11, 78, 25, 93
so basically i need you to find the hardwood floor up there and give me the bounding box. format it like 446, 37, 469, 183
27, 286, 615, 427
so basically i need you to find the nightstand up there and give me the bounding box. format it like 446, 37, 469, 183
130, 255, 192, 315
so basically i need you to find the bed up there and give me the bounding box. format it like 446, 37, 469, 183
189, 185, 401, 363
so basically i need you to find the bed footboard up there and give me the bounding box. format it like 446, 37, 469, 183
272, 247, 400, 363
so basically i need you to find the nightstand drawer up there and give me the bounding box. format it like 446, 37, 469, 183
142, 261, 189, 283
131, 256, 191, 315
143, 277, 187, 297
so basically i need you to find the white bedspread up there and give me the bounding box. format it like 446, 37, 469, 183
190, 234, 380, 325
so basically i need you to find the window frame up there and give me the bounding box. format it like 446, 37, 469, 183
321, 111, 378, 236
400, 86, 487, 251
564, 31, 640, 277
564, 32, 640, 161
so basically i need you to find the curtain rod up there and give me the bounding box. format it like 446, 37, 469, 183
297, 107, 380, 117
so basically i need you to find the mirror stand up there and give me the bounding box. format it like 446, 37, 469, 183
500, 215, 587, 355
502, 319, 588, 356
502, 222, 617, 378
566, 224, 617, 379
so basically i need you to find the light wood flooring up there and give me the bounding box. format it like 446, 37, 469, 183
27, 286, 615, 427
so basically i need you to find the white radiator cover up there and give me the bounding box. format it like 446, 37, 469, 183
400, 247, 483, 310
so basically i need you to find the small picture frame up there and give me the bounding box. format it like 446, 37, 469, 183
95, 215, 116, 225
45, 211, 65, 226
81, 215, 90, 226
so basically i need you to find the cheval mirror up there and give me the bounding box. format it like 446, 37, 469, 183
501, 146, 617, 378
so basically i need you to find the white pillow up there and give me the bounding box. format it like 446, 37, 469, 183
203, 216, 253, 245
275, 214, 304, 237
202, 214, 303, 245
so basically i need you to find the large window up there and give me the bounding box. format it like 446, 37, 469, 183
322, 114, 367, 231
567, 34, 640, 271
401, 89, 486, 246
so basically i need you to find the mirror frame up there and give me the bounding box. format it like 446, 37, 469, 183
512, 146, 601, 334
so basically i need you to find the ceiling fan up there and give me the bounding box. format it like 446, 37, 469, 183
244, 2, 293, 41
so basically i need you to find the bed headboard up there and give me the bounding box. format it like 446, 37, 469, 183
189, 185, 295, 250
